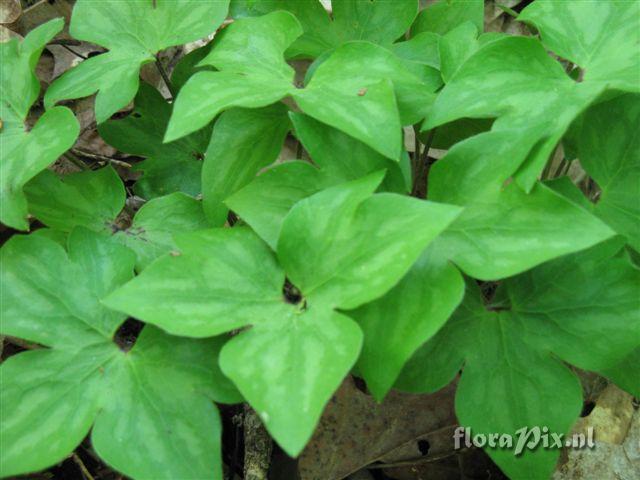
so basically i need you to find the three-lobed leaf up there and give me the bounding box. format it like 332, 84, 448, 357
424, 35, 604, 190
168, 11, 440, 160
0, 18, 79, 230
278, 171, 462, 308
397, 243, 640, 478
0, 230, 239, 479
45, 0, 229, 123
105, 173, 461, 457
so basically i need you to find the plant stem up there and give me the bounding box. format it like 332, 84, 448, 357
155, 56, 176, 99
411, 128, 437, 198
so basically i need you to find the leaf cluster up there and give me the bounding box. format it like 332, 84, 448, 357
1, 1, 638, 479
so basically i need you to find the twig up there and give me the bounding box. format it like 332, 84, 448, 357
72, 452, 95, 480
155, 55, 176, 99
71, 149, 132, 168
243, 405, 273, 480
63, 152, 89, 171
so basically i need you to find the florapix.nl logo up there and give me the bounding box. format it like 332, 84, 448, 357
453, 426, 595, 456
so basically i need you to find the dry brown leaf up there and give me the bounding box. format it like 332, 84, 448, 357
13, 0, 71, 37
298, 377, 457, 480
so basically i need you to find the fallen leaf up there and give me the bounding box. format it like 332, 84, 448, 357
298, 376, 457, 480
14, 0, 72, 37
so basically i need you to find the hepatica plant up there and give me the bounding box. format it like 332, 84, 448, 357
1, 1, 639, 479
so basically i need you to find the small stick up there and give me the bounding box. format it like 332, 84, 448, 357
64, 152, 89, 171
71, 452, 95, 480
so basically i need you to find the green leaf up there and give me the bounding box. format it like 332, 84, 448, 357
227, 112, 414, 248
114, 193, 210, 271
231, 0, 418, 58
411, 0, 483, 36
278, 172, 462, 309
166, 11, 301, 141
434, 182, 615, 280
296, 41, 441, 159
428, 132, 615, 279
398, 281, 582, 479
25, 167, 125, 232
600, 348, 640, 398
45, 0, 229, 123
168, 11, 439, 160
0, 18, 63, 120
390, 31, 440, 71
104, 228, 288, 338
0, 19, 79, 230
0, 230, 237, 479
99, 83, 211, 199
25, 167, 208, 270
504, 242, 640, 372
105, 175, 461, 456
226, 161, 333, 249
219, 305, 362, 456
91, 327, 237, 480
519, 0, 640, 92
329, 0, 417, 48
170, 43, 213, 93
398, 241, 640, 478
350, 246, 464, 400
575, 93, 640, 251
438, 21, 479, 83
428, 131, 534, 204
68, 225, 137, 303
454, 309, 582, 480
543, 176, 592, 210
1, 344, 118, 477
30, 227, 68, 246
423, 35, 605, 191
231, 0, 331, 58
104, 226, 361, 457
0, 228, 134, 349
1, 106, 79, 230
291, 112, 409, 192
202, 104, 291, 225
